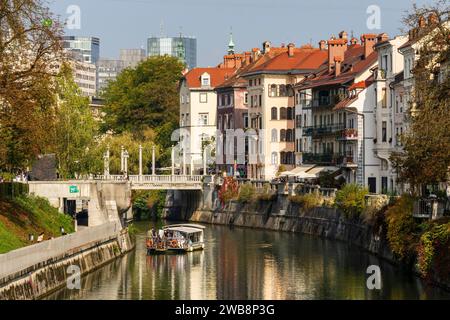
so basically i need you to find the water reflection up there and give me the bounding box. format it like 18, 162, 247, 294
46, 222, 450, 300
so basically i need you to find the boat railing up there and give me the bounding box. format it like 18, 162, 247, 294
146, 236, 190, 250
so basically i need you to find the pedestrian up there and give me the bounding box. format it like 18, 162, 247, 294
60, 226, 66, 236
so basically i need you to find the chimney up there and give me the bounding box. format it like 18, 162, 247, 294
251, 48, 260, 62
350, 37, 358, 45
262, 41, 271, 54
428, 13, 439, 26
327, 36, 348, 73
339, 31, 348, 41
377, 33, 389, 43
319, 40, 327, 50
418, 15, 427, 28
361, 34, 377, 59
334, 56, 343, 77
287, 43, 295, 57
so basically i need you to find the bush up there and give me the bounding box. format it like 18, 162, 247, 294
238, 183, 256, 203
219, 177, 239, 204
289, 193, 323, 211
417, 222, 450, 277
132, 190, 167, 220
385, 195, 418, 260
335, 184, 368, 218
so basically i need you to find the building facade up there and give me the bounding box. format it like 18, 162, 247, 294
242, 42, 328, 180
62, 36, 100, 65
120, 48, 146, 68
148, 36, 197, 69
97, 59, 125, 95
179, 67, 236, 174
295, 32, 380, 189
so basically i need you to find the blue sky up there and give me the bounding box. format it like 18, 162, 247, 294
48, 0, 433, 66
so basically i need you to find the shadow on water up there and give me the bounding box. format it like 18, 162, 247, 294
45, 221, 450, 300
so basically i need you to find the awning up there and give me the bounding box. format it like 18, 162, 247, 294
280, 165, 315, 177
306, 166, 340, 177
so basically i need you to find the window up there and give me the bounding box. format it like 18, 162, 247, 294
269, 84, 277, 97
201, 73, 210, 86
249, 79, 253, 87
280, 129, 286, 142
382, 121, 387, 142
296, 115, 302, 128
280, 108, 287, 120
259, 95, 262, 107
198, 113, 209, 126
218, 115, 222, 130
271, 129, 278, 142
286, 129, 294, 142
200, 93, 208, 103
244, 93, 248, 104
243, 113, 249, 128
287, 107, 294, 120
271, 107, 278, 120
271, 152, 278, 165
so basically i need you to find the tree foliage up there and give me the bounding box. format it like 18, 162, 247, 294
335, 184, 368, 218
391, 1, 450, 191
0, 0, 63, 171
101, 56, 184, 136
52, 65, 98, 178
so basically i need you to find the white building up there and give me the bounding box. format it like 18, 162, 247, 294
372, 34, 408, 194
179, 67, 236, 174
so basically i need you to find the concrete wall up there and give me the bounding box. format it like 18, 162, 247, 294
0, 223, 133, 300
28, 181, 132, 227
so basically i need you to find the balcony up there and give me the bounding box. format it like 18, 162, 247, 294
302, 124, 345, 138
338, 154, 358, 168
312, 96, 331, 107
303, 153, 340, 165
338, 128, 359, 141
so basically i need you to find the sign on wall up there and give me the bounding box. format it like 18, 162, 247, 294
69, 186, 80, 194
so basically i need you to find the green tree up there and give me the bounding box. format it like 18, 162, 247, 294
101, 56, 184, 136
51, 65, 98, 178
391, 1, 450, 193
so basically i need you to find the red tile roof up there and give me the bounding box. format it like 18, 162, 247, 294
295, 44, 378, 90
183, 67, 236, 88
244, 47, 328, 74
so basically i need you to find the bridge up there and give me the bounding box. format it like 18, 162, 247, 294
90, 174, 205, 190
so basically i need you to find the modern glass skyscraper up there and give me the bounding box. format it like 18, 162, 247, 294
147, 36, 197, 69
62, 36, 100, 65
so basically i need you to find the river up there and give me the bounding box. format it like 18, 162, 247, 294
46, 221, 450, 300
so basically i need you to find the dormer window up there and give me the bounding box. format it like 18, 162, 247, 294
201, 72, 211, 86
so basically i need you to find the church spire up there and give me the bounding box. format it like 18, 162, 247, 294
228, 29, 235, 55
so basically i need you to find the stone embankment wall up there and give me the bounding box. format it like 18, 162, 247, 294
167, 191, 450, 290
0, 223, 134, 300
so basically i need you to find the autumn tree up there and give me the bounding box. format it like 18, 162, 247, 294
51, 64, 98, 179
391, 1, 450, 193
0, 0, 64, 172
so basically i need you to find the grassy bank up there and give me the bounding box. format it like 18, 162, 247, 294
0, 195, 75, 254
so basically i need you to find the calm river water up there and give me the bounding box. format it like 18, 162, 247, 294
46, 221, 450, 300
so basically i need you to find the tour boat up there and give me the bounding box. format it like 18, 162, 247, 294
146, 224, 205, 254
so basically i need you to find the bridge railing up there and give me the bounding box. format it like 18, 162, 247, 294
90, 175, 204, 183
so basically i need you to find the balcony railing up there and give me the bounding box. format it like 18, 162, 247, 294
302, 124, 345, 137
338, 128, 359, 140
303, 153, 340, 165
312, 96, 331, 107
